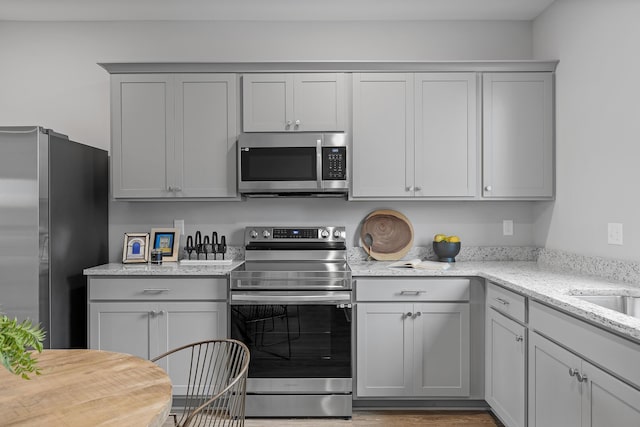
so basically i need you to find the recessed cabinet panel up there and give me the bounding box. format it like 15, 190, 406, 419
356, 302, 412, 397
242, 74, 291, 131
114, 75, 173, 198
414, 303, 470, 396
352, 73, 413, 197
486, 308, 526, 427
483, 73, 554, 199
414, 73, 477, 197
176, 75, 237, 197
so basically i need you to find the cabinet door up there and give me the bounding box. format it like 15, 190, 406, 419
529, 333, 582, 427
293, 73, 345, 131
175, 74, 238, 198
89, 302, 159, 360
582, 360, 640, 427
485, 308, 526, 427
352, 73, 414, 198
414, 73, 478, 197
111, 74, 174, 198
413, 303, 470, 396
356, 302, 413, 397
242, 74, 293, 131
483, 72, 554, 199
156, 302, 228, 395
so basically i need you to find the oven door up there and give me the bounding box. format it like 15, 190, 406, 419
230, 291, 352, 394
238, 133, 321, 193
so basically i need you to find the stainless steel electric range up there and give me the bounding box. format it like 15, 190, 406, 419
229, 226, 352, 418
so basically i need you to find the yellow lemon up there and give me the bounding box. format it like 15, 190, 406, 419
447, 235, 461, 243
434, 234, 447, 243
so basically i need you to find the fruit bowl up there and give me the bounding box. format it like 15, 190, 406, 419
433, 241, 461, 262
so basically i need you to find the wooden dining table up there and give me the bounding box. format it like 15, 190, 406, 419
0, 349, 172, 426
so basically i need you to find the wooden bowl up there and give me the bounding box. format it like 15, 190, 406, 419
360, 209, 414, 261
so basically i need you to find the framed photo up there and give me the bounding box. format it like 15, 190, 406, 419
150, 228, 180, 262
122, 232, 150, 263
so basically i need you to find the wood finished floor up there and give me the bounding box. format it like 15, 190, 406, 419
164, 410, 503, 426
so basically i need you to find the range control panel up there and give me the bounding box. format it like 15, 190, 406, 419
245, 226, 346, 243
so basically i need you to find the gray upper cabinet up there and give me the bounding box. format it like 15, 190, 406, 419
111, 73, 238, 199
352, 73, 413, 198
414, 73, 478, 197
352, 72, 477, 199
242, 73, 346, 132
482, 72, 554, 199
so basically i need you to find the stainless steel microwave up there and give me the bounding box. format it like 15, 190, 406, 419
238, 133, 349, 196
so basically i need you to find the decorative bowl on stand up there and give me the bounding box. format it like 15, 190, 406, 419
433, 241, 461, 262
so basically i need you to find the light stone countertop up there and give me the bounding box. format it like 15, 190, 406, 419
350, 260, 640, 342
84, 258, 640, 342
83, 261, 243, 276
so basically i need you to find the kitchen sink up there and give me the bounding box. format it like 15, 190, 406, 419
572, 294, 640, 318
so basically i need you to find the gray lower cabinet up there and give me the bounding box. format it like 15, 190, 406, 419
528, 301, 640, 427
88, 276, 228, 395
485, 283, 527, 427
485, 308, 526, 427
111, 73, 238, 199
355, 278, 471, 398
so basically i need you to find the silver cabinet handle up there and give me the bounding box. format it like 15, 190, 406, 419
495, 297, 510, 305
515, 335, 524, 342
415, 186, 422, 191
569, 368, 579, 377
143, 288, 170, 293
400, 290, 426, 295
406, 186, 414, 192
406, 312, 413, 317
295, 119, 300, 126
173, 186, 181, 192
485, 185, 492, 191
149, 310, 158, 316
413, 312, 422, 319
576, 372, 588, 383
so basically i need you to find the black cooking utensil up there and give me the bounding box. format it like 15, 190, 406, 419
220, 235, 227, 260
185, 235, 194, 260
203, 235, 210, 260
212, 232, 219, 260
194, 231, 202, 259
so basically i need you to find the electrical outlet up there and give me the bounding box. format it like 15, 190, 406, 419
174, 219, 185, 235
607, 223, 623, 245
503, 220, 514, 236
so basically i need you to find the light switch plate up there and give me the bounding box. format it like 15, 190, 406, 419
503, 220, 514, 236
174, 219, 185, 235
607, 223, 623, 245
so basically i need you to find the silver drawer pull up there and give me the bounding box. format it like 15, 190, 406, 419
143, 288, 170, 293
495, 297, 510, 305
400, 290, 426, 295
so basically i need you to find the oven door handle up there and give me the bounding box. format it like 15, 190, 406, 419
231, 292, 352, 304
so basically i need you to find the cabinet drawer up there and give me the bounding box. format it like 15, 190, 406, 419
487, 283, 526, 322
88, 277, 227, 301
355, 278, 469, 302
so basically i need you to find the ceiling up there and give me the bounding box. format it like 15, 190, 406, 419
0, 0, 557, 21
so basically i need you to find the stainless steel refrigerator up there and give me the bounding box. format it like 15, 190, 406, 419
0, 126, 108, 349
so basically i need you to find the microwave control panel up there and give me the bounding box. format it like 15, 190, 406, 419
322, 147, 347, 180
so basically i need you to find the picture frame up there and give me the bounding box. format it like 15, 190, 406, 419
122, 232, 150, 264
150, 228, 180, 262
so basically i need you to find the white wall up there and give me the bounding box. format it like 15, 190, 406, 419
532, 0, 640, 261
0, 19, 539, 261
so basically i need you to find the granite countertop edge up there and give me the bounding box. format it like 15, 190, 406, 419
85, 260, 640, 342
350, 260, 640, 342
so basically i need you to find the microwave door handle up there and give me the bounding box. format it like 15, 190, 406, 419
316, 137, 323, 189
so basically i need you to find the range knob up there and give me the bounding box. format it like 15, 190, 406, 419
320, 229, 330, 238
262, 229, 271, 238
250, 230, 258, 239
333, 229, 342, 238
